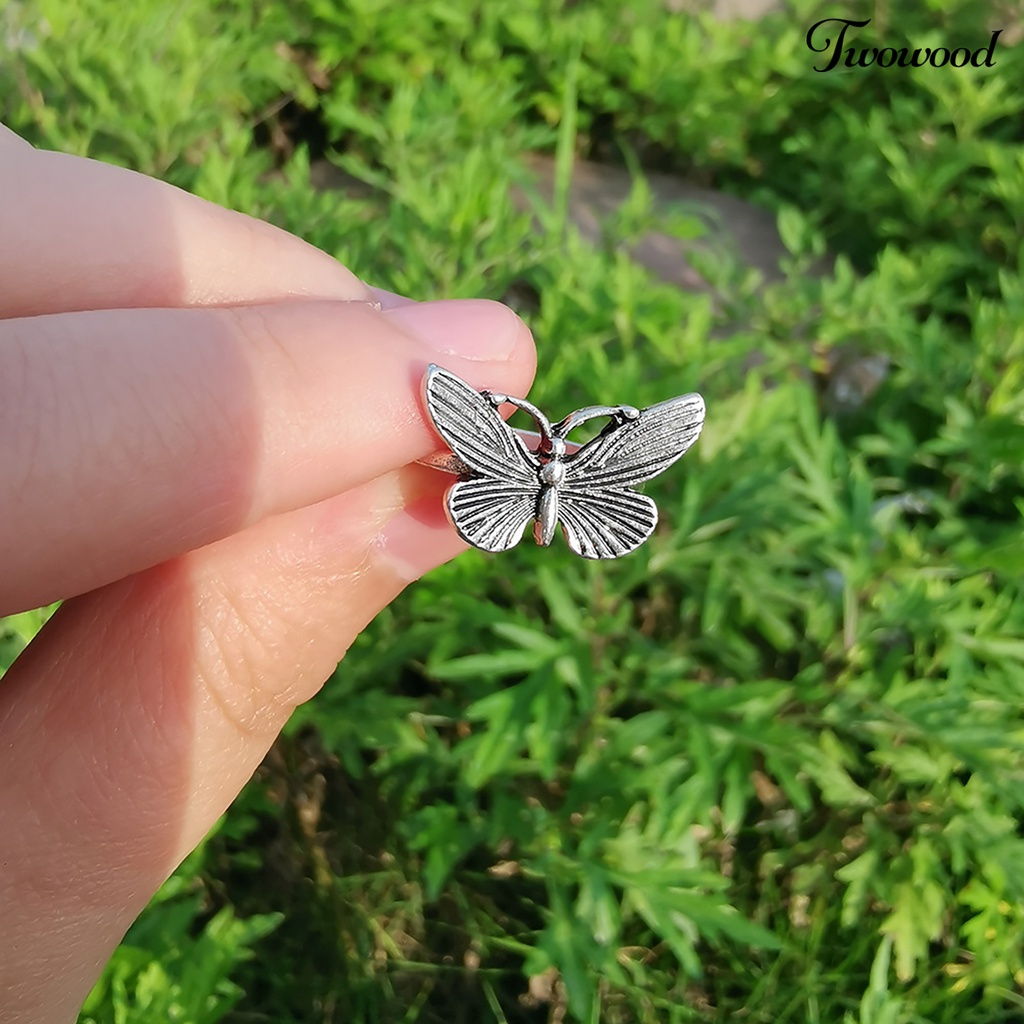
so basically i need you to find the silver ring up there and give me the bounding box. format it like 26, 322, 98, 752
419, 364, 705, 559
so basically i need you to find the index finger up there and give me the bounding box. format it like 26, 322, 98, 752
0, 132, 370, 318
0, 123, 31, 148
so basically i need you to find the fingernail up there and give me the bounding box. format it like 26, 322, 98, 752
365, 284, 415, 310
384, 299, 523, 361
373, 495, 467, 583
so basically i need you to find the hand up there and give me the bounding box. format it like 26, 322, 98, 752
0, 125, 535, 1022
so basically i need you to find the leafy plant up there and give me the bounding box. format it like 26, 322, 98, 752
79, 841, 280, 1024
2, 0, 1023, 1021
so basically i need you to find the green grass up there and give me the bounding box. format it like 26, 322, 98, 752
4, 0, 1024, 1020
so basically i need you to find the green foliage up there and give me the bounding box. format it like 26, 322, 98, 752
79, 843, 281, 1024
2, 0, 1024, 1021
0, 605, 56, 670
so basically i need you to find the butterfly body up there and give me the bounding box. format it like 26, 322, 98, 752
526, 433, 564, 546
423, 365, 705, 559
538, 457, 566, 487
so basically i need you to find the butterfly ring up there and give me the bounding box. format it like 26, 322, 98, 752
418, 365, 705, 559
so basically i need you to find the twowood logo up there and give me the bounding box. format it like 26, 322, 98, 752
806, 17, 1002, 72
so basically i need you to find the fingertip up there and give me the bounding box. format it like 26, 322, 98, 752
0, 122, 30, 148
384, 298, 537, 403
373, 492, 468, 584
366, 285, 415, 309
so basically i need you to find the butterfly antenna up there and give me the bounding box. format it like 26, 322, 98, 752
553, 404, 641, 439
483, 392, 555, 453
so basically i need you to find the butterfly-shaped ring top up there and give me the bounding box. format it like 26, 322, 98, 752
422, 364, 705, 559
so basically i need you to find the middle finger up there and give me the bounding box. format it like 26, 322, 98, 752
0, 298, 535, 615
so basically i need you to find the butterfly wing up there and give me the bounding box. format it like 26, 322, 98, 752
423, 365, 539, 483
423, 365, 540, 552
557, 486, 658, 559
446, 478, 539, 552
563, 392, 705, 490
557, 392, 704, 558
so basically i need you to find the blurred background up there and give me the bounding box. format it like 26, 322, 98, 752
3, 1, 1024, 1021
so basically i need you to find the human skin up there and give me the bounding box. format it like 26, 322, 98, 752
0, 124, 536, 1022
